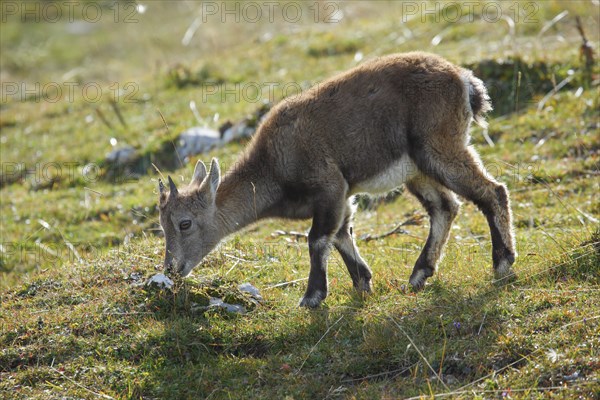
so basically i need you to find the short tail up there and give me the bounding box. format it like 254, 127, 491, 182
462, 70, 492, 128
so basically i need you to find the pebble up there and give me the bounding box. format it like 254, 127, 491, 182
146, 273, 174, 289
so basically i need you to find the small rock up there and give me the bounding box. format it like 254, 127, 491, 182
238, 282, 261, 297
176, 127, 221, 159
209, 297, 247, 314
563, 371, 581, 381
105, 146, 137, 165
146, 273, 174, 289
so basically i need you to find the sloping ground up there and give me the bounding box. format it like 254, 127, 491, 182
1, 1, 599, 398
1, 87, 598, 398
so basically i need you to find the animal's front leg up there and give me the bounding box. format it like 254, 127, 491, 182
300, 234, 333, 308
298, 174, 347, 308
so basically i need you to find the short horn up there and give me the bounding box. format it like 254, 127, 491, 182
167, 176, 178, 198
158, 178, 165, 195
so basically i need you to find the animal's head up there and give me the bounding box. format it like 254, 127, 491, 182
158, 158, 221, 276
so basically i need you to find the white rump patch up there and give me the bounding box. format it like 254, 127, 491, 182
460, 69, 491, 129
460, 72, 473, 114
351, 155, 418, 195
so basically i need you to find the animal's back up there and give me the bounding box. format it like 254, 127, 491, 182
253, 52, 475, 191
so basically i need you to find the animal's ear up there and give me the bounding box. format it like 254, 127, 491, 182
191, 160, 207, 186
207, 158, 221, 198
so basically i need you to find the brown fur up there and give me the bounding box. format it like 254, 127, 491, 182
158, 52, 516, 307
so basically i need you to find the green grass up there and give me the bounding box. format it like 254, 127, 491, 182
1, 1, 599, 398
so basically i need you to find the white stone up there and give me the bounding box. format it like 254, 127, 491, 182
177, 127, 221, 159
146, 273, 174, 289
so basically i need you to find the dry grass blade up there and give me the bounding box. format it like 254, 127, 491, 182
50, 366, 115, 399
390, 317, 450, 391
265, 277, 308, 290
360, 214, 424, 242
157, 108, 169, 131
109, 98, 127, 128
537, 75, 575, 112
296, 315, 344, 374
341, 363, 418, 383
271, 230, 308, 240
538, 10, 569, 37
95, 108, 113, 130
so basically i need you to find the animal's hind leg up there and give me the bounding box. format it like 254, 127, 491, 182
413, 145, 516, 282
406, 175, 460, 290
334, 199, 373, 292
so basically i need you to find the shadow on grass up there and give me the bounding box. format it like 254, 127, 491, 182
122, 274, 520, 399
2, 231, 596, 398
130, 228, 599, 399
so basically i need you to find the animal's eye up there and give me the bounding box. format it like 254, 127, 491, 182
179, 220, 192, 231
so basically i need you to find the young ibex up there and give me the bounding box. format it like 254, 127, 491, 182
158, 52, 516, 307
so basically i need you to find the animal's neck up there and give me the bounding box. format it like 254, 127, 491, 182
215, 152, 278, 237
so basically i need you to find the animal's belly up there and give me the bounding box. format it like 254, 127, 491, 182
350, 155, 419, 195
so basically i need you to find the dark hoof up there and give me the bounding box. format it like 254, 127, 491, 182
409, 268, 433, 291
493, 256, 516, 284
354, 277, 372, 293
299, 290, 326, 308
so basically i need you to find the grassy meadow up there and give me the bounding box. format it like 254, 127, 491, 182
1, 1, 599, 399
